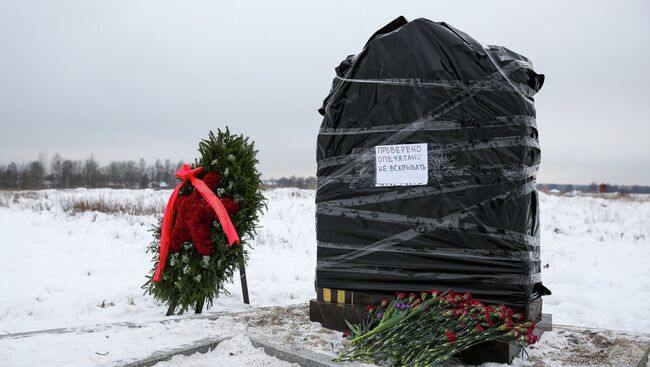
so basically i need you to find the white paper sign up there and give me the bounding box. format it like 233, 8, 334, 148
375, 143, 428, 187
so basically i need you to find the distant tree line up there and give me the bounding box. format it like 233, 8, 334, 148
0, 154, 183, 190
5, 157, 646, 193
263, 176, 316, 189
0, 155, 319, 191
540, 183, 650, 194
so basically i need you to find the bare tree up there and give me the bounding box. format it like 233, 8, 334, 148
50, 153, 63, 188
83, 156, 99, 188
23, 161, 45, 189
138, 158, 149, 188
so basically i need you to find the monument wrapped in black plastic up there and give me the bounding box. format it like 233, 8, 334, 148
312, 16, 548, 329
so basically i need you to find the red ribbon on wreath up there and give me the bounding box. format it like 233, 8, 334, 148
153, 164, 240, 283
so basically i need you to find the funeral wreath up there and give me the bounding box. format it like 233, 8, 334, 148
143, 128, 265, 315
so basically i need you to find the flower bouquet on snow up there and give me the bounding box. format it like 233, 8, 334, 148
338, 290, 538, 366
143, 129, 265, 315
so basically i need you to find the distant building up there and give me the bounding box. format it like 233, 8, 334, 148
599, 183, 607, 194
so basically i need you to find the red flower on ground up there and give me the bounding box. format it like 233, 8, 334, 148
498, 320, 514, 332
483, 310, 493, 326
445, 330, 457, 343
527, 334, 538, 344
342, 330, 350, 338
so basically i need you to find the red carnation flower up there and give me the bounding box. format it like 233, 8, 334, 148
366, 304, 376, 313
431, 289, 441, 297
167, 171, 242, 256
342, 330, 350, 338
380, 298, 390, 307
498, 320, 514, 332
527, 334, 538, 344
483, 311, 493, 325
476, 325, 484, 333
445, 330, 457, 343
219, 196, 241, 214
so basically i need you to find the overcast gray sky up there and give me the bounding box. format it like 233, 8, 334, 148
1, 0, 649, 184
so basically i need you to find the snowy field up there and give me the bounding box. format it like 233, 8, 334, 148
0, 188, 316, 333
0, 188, 649, 365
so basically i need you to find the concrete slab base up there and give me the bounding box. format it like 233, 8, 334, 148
248, 334, 356, 367
117, 333, 354, 367
117, 336, 229, 367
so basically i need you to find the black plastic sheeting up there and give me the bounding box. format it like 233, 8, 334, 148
315, 17, 549, 307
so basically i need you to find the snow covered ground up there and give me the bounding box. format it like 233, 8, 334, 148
539, 193, 650, 332
0, 188, 316, 333
0, 188, 649, 366
154, 335, 298, 367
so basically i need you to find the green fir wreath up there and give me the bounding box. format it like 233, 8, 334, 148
143, 128, 265, 315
